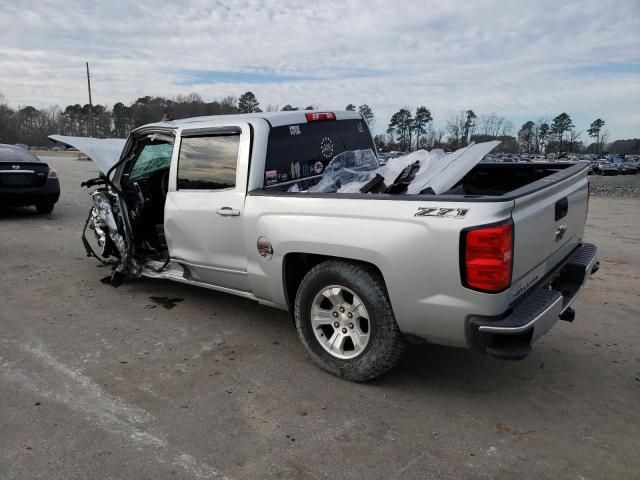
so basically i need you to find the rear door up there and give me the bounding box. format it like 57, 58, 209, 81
509, 165, 589, 298
164, 123, 251, 291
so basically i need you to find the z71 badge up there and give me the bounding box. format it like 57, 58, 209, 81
414, 207, 469, 219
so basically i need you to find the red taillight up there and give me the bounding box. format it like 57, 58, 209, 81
305, 112, 336, 122
48, 168, 58, 178
461, 221, 513, 293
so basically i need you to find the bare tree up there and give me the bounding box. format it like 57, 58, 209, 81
447, 111, 468, 149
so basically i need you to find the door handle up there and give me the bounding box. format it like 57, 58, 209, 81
216, 207, 240, 217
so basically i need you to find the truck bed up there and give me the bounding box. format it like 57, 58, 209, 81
254, 162, 588, 201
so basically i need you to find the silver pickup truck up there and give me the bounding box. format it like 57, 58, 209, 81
68, 110, 598, 381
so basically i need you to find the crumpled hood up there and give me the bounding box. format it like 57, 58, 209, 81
48, 135, 127, 174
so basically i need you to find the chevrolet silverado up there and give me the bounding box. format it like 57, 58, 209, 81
57, 111, 598, 381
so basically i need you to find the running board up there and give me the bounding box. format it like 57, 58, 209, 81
141, 260, 259, 302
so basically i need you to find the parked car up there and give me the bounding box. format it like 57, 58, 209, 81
618, 162, 637, 175
57, 111, 597, 381
0, 144, 60, 213
598, 162, 619, 176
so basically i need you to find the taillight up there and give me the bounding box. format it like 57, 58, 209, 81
461, 220, 513, 293
48, 168, 58, 178
305, 112, 336, 122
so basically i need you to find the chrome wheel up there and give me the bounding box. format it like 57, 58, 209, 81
310, 285, 371, 360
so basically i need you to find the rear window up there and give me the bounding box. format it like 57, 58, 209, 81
263, 119, 375, 188
0, 146, 40, 163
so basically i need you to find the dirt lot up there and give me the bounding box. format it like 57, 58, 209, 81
1, 155, 639, 480
589, 171, 640, 197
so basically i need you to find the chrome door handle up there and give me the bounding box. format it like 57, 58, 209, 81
216, 207, 240, 217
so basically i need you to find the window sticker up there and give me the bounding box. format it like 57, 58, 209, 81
290, 161, 301, 179
265, 169, 278, 185
320, 137, 334, 159
357, 122, 364, 133
289, 125, 302, 136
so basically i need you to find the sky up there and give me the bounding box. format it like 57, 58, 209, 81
1, 0, 639, 139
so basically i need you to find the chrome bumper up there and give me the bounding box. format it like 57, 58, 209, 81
468, 243, 599, 359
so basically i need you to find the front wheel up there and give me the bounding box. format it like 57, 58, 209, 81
294, 260, 404, 382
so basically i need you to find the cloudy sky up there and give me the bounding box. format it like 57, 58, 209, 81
1, 0, 639, 138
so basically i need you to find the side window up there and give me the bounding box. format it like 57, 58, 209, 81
130, 143, 173, 180
177, 134, 240, 190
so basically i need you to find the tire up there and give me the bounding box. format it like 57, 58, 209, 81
294, 260, 404, 382
35, 201, 55, 214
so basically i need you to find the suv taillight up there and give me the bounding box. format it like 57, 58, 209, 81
461, 220, 513, 293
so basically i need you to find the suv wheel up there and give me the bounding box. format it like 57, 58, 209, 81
294, 260, 404, 382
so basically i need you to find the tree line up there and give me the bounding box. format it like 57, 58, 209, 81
378, 108, 628, 154
0, 90, 636, 154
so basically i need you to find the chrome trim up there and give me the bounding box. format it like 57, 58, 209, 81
479, 294, 563, 334
480, 245, 598, 333
0, 169, 35, 173
141, 266, 255, 299
172, 258, 248, 276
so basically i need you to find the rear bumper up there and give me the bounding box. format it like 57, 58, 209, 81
467, 243, 598, 359
0, 179, 60, 206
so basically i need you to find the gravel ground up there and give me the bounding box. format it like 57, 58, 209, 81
588, 173, 640, 197
1, 155, 639, 480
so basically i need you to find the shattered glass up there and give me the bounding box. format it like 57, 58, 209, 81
307, 149, 379, 193
129, 143, 174, 180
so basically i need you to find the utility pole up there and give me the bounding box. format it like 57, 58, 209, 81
86, 62, 94, 137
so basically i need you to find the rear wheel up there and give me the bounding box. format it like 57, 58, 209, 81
294, 260, 404, 382
35, 201, 55, 214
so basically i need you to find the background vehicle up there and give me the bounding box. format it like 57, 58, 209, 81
597, 162, 619, 176
59, 111, 597, 381
0, 144, 60, 213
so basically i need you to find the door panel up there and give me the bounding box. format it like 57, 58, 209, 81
164, 124, 251, 292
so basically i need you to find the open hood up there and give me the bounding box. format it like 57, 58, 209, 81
48, 135, 127, 174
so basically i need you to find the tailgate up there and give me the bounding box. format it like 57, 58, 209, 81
509, 163, 589, 299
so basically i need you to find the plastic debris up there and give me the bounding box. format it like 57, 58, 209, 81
304, 141, 500, 195
308, 149, 379, 193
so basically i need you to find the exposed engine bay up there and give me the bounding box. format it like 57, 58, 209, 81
81, 131, 175, 282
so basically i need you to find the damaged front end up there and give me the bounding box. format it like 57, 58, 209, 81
82, 179, 141, 282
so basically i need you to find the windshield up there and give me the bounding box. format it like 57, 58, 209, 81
263, 119, 375, 188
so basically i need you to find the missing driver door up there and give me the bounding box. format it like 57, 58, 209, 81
164, 124, 251, 291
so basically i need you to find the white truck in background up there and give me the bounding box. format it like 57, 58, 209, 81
52, 110, 598, 381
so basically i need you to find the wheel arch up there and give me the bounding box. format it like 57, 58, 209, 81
282, 252, 389, 312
